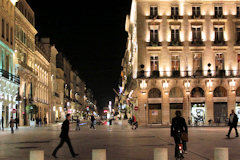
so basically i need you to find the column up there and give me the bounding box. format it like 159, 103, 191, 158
206, 91, 214, 122
137, 90, 148, 126
228, 90, 235, 117
0, 102, 3, 128
162, 91, 170, 125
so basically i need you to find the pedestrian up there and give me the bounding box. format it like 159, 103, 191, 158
52, 114, 78, 158
226, 110, 239, 138
76, 117, 80, 131
132, 115, 138, 129
44, 117, 47, 125
36, 117, 39, 127
9, 117, 15, 134
171, 111, 188, 158
2, 116, 4, 131
39, 117, 42, 127
15, 117, 19, 130
90, 115, 95, 129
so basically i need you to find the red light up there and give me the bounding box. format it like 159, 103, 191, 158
104, 110, 108, 113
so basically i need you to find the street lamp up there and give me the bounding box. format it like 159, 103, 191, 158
184, 80, 191, 121
15, 87, 21, 129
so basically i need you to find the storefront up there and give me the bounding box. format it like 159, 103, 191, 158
148, 104, 161, 124
191, 103, 206, 125
235, 103, 240, 122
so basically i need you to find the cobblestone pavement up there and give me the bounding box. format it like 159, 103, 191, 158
0, 121, 239, 160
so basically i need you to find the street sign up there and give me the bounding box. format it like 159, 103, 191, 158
134, 106, 139, 111
12, 109, 16, 113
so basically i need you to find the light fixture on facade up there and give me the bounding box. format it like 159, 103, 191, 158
206, 79, 213, 93
163, 80, 169, 95
184, 80, 191, 95
10, 0, 19, 5
229, 79, 236, 93
140, 80, 147, 90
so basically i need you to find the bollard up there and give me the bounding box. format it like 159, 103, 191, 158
214, 148, 228, 160
154, 148, 168, 160
92, 149, 106, 160
30, 150, 44, 160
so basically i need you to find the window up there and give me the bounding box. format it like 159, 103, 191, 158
237, 6, 240, 17
214, 6, 223, 18
171, 7, 179, 18
215, 53, 224, 70
2, 19, 5, 38
171, 29, 180, 43
10, 27, 13, 45
192, 27, 202, 44
171, 55, 180, 71
150, 29, 158, 43
238, 54, 240, 71
237, 28, 240, 44
192, 6, 201, 18
6, 23, 9, 42
150, 56, 159, 71
193, 53, 202, 71
150, 6, 158, 18
214, 27, 224, 43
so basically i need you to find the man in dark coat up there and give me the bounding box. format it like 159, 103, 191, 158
90, 115, 95, 129
226, 110, 239, 138
52, 114, 78, 158
171, 111, 188, 158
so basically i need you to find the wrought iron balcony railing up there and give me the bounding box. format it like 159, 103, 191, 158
0, 69, 20, 84
137, 70, 239, 79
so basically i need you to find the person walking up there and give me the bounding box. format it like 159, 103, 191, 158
76, 117, 80, 131
52, 114, 78, 158
226, 110, 239, 138
15, 117, 19, 130
171, 111, 188, 158
39, 117, 42, 127
36, 117, 39, 127
9, 117, 15, 134
90, 115, 95, 129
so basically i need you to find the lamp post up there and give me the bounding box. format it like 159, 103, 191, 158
184, 80, 191, 121
15, 87, 21, 129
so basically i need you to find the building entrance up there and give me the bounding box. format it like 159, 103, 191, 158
214, 102, 228, 123
170, 103, 183, 123
148, 104, 161, 124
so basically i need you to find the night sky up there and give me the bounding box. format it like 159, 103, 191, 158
26, 0, 132, 111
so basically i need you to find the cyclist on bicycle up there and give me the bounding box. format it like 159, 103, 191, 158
171, 111, 188, 158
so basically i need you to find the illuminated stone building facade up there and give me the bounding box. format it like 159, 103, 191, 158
122, 0, 240, 126
14, 0, 37, 126
34, 37, 50, 123
0, 0, 19, 128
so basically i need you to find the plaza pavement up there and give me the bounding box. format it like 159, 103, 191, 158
0, 120, 239, 160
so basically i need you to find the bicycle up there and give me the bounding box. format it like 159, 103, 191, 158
176, 131, 184, 160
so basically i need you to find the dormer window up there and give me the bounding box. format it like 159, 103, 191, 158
237, 6, 240, 17
171, 7, 179, 19
214, 6, 223, 18
192, 6, 201, 18
150, 6, 158, 18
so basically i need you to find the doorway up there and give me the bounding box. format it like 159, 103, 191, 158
148, 104, 162, 124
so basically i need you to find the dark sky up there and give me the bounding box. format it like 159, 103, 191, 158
26, 0, 132, 111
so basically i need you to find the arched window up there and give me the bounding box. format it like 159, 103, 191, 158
169, 87, 183, 98
191, 87, 205, 97
148, 88, 161, 98
214, 86, 227, 97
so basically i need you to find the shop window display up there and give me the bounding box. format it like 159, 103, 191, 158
191, 103, 206, 126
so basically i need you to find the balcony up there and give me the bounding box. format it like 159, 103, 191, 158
0, 69, 20, 84
147, 42, 161, 47
169, 41, 182, 46
190, 40, 204, 46
137, 70, 240, 79
169, 15, 183, 20
147, 15, 161, 19
212, 41, 226, 46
